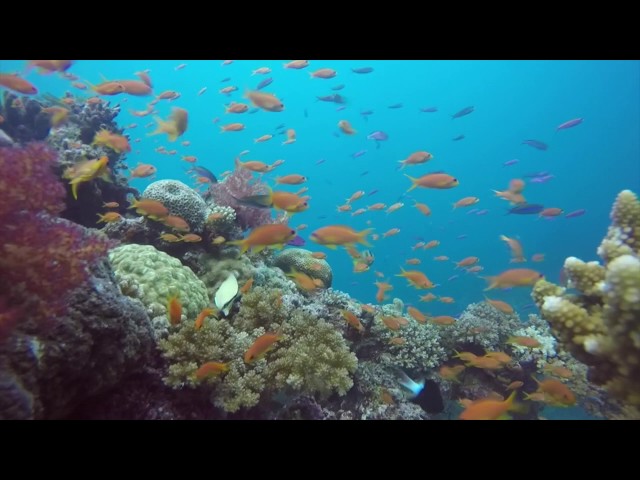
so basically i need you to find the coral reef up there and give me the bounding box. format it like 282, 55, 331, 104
0, 259, 154, 419
108, 244, 209, 323
508, 315, 558, 369
159, 286, 357, 413
142, 180, 208, 233
0, 143, 114, 333
272, 248, 333, 288
199, 254, 256, 303
206, 167, 273, 230
532, 190, 640, 406
0, 92, 51, 143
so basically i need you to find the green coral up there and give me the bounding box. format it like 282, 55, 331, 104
109, 244, 209, 320
272, 248, 332, 288
532, 190, 640, 405
158, 286, 357, 413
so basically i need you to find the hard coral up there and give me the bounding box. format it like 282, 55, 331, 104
532, 190, 640, 405
272, 248, 333, 288
142, 180, 208, 233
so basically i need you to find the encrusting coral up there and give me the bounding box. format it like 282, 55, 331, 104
532, 190, 640, 406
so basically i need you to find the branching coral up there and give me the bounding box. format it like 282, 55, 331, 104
158, 286, 357, 413
532, 190, 640, 405
0, 143, 114, 334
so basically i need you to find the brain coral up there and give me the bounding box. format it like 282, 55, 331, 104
108, 244, 209, 320
272, 248, 332, 288
142, 180, 208, 233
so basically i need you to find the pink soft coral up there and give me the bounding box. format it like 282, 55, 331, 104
0, 143, 114, 337
206, 166, 274, 230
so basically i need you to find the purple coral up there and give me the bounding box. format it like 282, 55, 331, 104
206, 167, 273, 230
0, 143, 114, 335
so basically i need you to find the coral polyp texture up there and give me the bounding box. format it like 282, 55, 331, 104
272, 248, 333, 288
142, 180, 209, 233
532, 190, 640, 405
108, 244, 209, 320
0, 143, 113, 332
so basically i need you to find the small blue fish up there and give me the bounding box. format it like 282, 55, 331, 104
456, 234, 468, 240
336, 106, 347, 111
522, 139, 548, 150
507, 204, 545, 215
388, 103, 403, 109
529, 174, 554, 184
331, 84, 345, 91
248, 108, 259, 114
448, 275, 460, 282
523, 171, 550, 178
368, 189, 379, 196
503, 159, 519, 167
352, 67, 374, 74
221, 77, 231, 82
475, 209, 490, 216
256, 77, 273, 90
360, 171, 369, 176
187, 166, 217, 183
317, 94, 346, 104
420, 106, 438, 113
452, 106, 474, 118
565, 209, 586, 218
452, 134, 465, 141
316, 158, 326, 165
351, 150, 367, 158
367, 131, 388, 141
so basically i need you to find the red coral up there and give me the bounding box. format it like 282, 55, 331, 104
206, 167, 274, 230
0, 143, 114, 337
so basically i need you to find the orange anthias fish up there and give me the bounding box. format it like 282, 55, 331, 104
194, 307, 216, 330
375, 281, 393, 303
96, 212, 122, 224
129, 198, 169, 219
149, 107, 188, 141
41, 106, 70, 127
459, 390, 520, 420
341, 310, 364, 332
288, 269, 321, 292
500, 235, 526, 263
310, 225, 373, 249
244, 331, 283, 363
276, 174, 307, 185
484, 297, 514, 314
398, 151, 433, 169
439, 365, 465, 382
228, 224, 297, 255
0, 73, 38, 94
129, 163, 157, 179
167, 294, 182, 326
66, 156, 111, 200
93, 129, 131, 153
195, 361, 229, 380
338, 120, 356, 135
407, 306, 427, 324
26, 60, 74, 74
405, 173, 459, 191
530, 377, 576, 407
484, 269, 543, 290
245, 90, 284, 112
396, 268, 434, 289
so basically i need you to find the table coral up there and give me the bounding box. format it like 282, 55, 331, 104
532, 190, 640, 405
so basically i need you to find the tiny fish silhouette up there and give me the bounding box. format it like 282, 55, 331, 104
452, 106, 474, 118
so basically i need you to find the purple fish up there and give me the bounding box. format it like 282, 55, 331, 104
351, 150, 367, 158
256, 77, 273, 90
388, 103, 403, 109
352, 67, 374, 74
420, 106, 438, 113
475, 209, 490, 215
336, 106, 347, 111
331, 84, 345, 91
565, 209, 586, 218
522, 139, 548, 150
360, 110, 374, 116
367, 131, 388, 141
503, 159, 519, 167
466, 208, 479, 215
529, 174, 555, 184
452, 134, 465, 141
452, 106, 474, 118
367, 189, 379, 196
315, 158, 326, 165
456, 234, 468, 240
507, 204, 545, 215
557, 118, 583, 131
287, 235, 305, 247
221, 77, 231, 82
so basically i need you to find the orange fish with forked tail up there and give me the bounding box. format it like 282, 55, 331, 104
167, 294, 182, 326
245, 90, 284, 112
310, 225, 373, 249
149, 107, 188, 142
244, 330, 284, 363
195, 361, 229, 380
396, 268, 435, 289
0, 73, 38, 94
459, 390, 522, 420
483, 269, 543, 290
405, 173, 459, 192
228, 224, 297, 256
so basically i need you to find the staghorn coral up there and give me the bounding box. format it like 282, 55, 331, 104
0, 143, 114, 334
532, 190, 640, 405
108, 244, 209, 323
206, 166, 273, 230
272, 248, 333, 288
142, 180, 208, 233
159, 286, 357, 413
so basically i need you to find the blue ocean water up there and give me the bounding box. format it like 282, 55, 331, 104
3, 59, 638, 310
